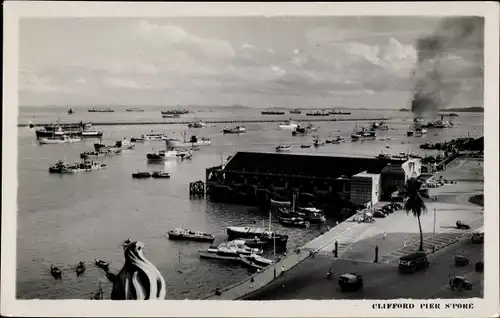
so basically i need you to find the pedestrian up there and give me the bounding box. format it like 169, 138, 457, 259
336, 221, 339, 226
403, 237, 407, 247
280, 265, 285, 276
383, 232, 387, 240
412, 237, 416, 245
250, 276, 255, 288
283, 252, 287, 257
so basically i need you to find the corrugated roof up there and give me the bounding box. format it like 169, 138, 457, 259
223, 151, 403, 178
353, 172, 380, 178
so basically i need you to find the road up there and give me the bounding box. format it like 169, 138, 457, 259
243, 238, 483, 300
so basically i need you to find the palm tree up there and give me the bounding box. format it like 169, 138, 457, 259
403, 178, 427, 251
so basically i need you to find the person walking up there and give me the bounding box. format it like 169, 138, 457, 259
250, 276, 255, 288
383, 232, 387, 240
280, 265, 285, 276
403, 237, 407, 247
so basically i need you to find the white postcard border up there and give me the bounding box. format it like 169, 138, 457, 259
2, 1, 499, 317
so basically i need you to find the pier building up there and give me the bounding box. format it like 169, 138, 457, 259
205, 152, 421, 211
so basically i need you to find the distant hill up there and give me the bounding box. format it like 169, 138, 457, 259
443, 107, 484, 113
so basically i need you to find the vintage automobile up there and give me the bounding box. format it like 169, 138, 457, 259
475, 261, 484, 272
398, 252, 429, 274
373, 211, 386, 218
454, 254, 470, 267
338, 273, 364, 292
471, 229, 484, 244
456, 220, 471, 230
449, 276, 472, 291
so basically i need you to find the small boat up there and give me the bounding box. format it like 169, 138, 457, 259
88, 107, 114, 113
152, 171, 171, 178
407, 130, 415, 137
131, 137, 144, 143
227, 227, 288, 249
147, 149, 192, 161
132, 172, 152, 179
223, 126, 246, 134
68, 108, 74, 115
351, 133, 363, 141
289, 109, 302, 114
49, 160, 107, 173
301, 144, 311, 148
39, 135, 82, 144
126, 108, 145, 112
313, 137, 325, 147
295, 207, 326, 223
167, 228, 215, 242
292, 126, 310, 136
75, 261, 86, 276
162, 114, 180, 118
261, 110, 285, 115
80, 151, 100, 159
187, 120, 206, 128
241, 254, 273, 268
114, 138, 135, 150
278, 216, 310, 228
278, 120, 299, 129
276, 145, 292, 152
81, 129, 103, 138
234, 238, 266, 248
166, 135, 211, 148
161, 109, 189, 115
240, 254, 273, 271
50, 265, 62, 279
94, 259, 110, 270
199, 241, 262, 261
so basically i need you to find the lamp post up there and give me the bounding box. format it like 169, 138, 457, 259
433, 208, 436, 253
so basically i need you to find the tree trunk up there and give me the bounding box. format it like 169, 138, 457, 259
417, 214, 424, 251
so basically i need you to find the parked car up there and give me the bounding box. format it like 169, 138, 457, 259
382, 205, 394, 213
398, 252, 429, 274
475, 261, 484, 272
456, 220, 471, 230
454, 254, 470, 267
471, 230, 484, 244
373, 211, 386, 218
449, 276, 472, 291
338, 273, 364, 292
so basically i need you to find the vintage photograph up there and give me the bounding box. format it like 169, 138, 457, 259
4, 3, 497, 315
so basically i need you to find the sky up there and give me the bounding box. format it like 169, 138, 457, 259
18, 16, 484, 108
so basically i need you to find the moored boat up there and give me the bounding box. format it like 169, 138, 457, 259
39, 135, 82, 144
223, 126, 246, 134
50, 265, 62, 279
278, 119, 299, 130
227, 227, 288, 248
167, 228, 215, 242
188, 120, 206, 128
147, 149, 192, 161
75, 261, 86, 276
240, 254, 273, 271
88, 107, 114, 112
162, 114, 180, 118
261, 110, 285, 115
295, 207, 326, 223
306, 111, 329, 116
289, 109, 302, 114
126, 108, 145, 112
276, 145, 292, 152
142, 132, 167, 141
152, 171, 171, 178
132, 172, 152, 179
49, 160, 107, 173
278, 216, 309, 228
166, 135, 211, 148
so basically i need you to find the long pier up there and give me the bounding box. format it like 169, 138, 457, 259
18, 117, 389, 127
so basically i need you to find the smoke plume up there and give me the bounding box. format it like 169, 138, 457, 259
411, 17, 484, 116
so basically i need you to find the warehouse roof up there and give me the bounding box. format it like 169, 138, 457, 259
222, 151, 405, 179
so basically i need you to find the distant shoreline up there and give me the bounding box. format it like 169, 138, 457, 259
17, 117, 389, 127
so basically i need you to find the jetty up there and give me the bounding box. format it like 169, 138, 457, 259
18, 117, 389, 128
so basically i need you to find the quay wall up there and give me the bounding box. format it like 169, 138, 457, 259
18, 117, 389, 127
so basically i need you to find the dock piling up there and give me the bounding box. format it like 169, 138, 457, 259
189, 180, 205, 198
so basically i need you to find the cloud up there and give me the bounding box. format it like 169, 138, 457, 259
102, 77, 144, 89
131, 20, 236, 60
19, 70, 60, 93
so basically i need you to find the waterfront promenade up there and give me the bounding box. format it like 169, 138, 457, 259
203, 157, 483, 300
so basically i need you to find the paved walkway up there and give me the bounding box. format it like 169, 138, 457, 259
379, 216, 483, 264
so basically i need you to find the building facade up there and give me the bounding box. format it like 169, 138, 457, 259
350, 172, 381, 206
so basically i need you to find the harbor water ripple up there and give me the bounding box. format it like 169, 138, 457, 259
16, 107, 483, 299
